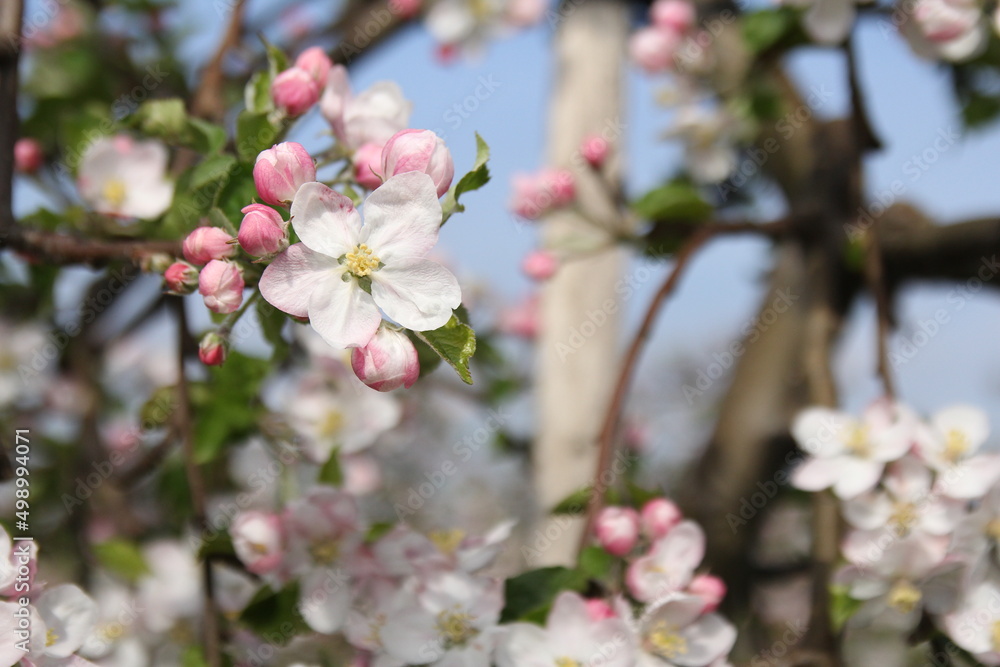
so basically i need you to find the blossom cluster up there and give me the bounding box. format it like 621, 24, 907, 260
790, 400, 1000, 663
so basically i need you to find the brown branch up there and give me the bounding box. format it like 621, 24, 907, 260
191, 0, 248, 122
864, 226, 896, 399
2, 227, 180, 265
173, 300, 221, 667
577, 220, 789, 552
0, 0, 24, 245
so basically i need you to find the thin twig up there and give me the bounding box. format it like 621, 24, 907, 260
864, 225, 896, 399
191, 0, 248, 122
173, 300, 221, 667
577, 220, 789, 552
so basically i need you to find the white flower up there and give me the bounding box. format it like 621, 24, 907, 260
259, 173, 462, 349
77, 135, 173, 219
668, 106, 738, 184
626, 594, 737, 667
321, 66, 412, 151
627, 521, 705, 603
941, 579, 1000, 664
790, 400, 916, 499
916, 405, 1000, 499
136, 540, 201, 633
24, 584, 100, 665
497, 592, 636, 667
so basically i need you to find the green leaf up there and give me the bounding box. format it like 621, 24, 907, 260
830, 584, 865, 632
578, 545, 616, 581
500, 567, 589, 624
413, 315, 477, 384
238, 583, 311, 642
184, 118, 228, 155
180, 647, 209, 667
197, 532, 237, 561
408, 333, 445, 378
550, 487, 591, 515
631, 181, 712, 222
441, 133, 491, 223
255, 299, 289, 360
191, 353, 271, 463
236, 110, 279, 162
244, 70, 274, 115
93, 539, 150, 582
742, 8, 797, 54
140, 386, 177, 429
261, 37, 290, 77
318, 450, 343, 486
134, 98, 188, 139
190, 154, 238, 191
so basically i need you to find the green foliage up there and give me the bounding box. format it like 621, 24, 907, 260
830, 584, 865, 632
413, 314, 477, 385
500, 567, 589, 624
318, 450, 344, 486
197, 532, 237, 561
441, 133, 491, 223
952, 35, 1000, 129
578, 546, 616, 581
93, 539, 150, 582
742, 8, 802, 54
236, 111, 280, 162
632, 180, 713, 223
238, 583, 311, 643
256, 299, 290, 361
551, 487, 591, 515
190, 353, 271, 463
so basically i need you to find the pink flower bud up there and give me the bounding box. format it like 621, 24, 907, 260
389, 0, 422, 18
253, 142, 317, 206
198, 332, 228, 366
509, 168, 577, 220
498, 294, 540, 339
641, 498, 683, 539
183, 226, 236, 265
271, 67, 321, 117
629, 26, 680, 73
506, 0, 546, 26
580, 135, 609, 168
688, 573, 726, 612
651, 0, 696, 34
351, 326, 420, 392
353, 142, 385, 190
594, 506, 640, 556
231, 511, 284, 574
521, 249, 559, 281
14, 138, 43, 173
584, 599, 617, 621
381, 129, 455, 197
164, 261, 199, 295
238, 203, 289, 258
198, 260, 245, 314
294, 46, 333, 86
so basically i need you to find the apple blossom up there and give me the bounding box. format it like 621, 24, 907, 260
372, 520, 514, 576
585, 598, 617, 621
790, 400, 917, 499
163, 261, 199, 295
198, 260, 245, 314
580, 134, 609, 168
651, 0, 696, 34
12, 585, 99, 665
915, 405, 1000, 499
905, 0, 985, 61
669, 106, 739, 184
231, 510, 285, 575
595, 506, 641, 556
784, 0, 858, 45
14, 137, 43, 173
321, 66, 412, 151
627, 593, 736, 666
497, 591, 636, 667
521, 249, 559, 281
629, 27, 680, 73
182, 226, 236, 265
77, 135, 174, 219
509, 168, 576, 220
351, 324, 420, 392
198, 332, 228, 366
271, 67, 321, 116
294, 46, 333, 86
688, 574, 727, 613
941, 580, 1000, 664
354, 142, 385, 190
253, 142, 317, 206
238, 203, 289, 258
137, 541, 201, 633
381, 129, 455, 197
641, 498, 683, 540
258, 173, 461, 349
627, 521, 705, 602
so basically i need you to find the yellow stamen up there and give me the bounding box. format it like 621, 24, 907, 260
648, 621, 689, 659
429, 529, 465, 555
102, 179, 127, 209
889, 502, 919, 537
844, 425, 870, 456
887, 580, 922, 614
249, 541, 269, 555
309, 539, 340, 564
436, 609, 478, 647
45, 628, 59, 647
318, 410, 344, 439
943, 429, 969, 463
986, 518, 1000, 541
344, 244, 380, 277
992, 620, 1000, 652
555, 659, 581, 667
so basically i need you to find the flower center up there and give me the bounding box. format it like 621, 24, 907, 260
943, 429, 969, 463
987, 518, 1000, 541
429, 529, 465, 555
887, 580, 922, 614
889, 502, 919, 536
46, 628, 59, 647
309, 538, 340, 564
344, 244, 380, 278
102, 179, 127, 208
437, 609, 478, 648
555, 659, 581, 667
249, 541, 270, 555
992, 620, 1000, 652
844, 424, 870, 457
648, 621, 688, 659
318, 410, 344, 439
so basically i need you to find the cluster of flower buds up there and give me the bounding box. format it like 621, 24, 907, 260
508, 167, 576, 220
629, 0, 696, 73
271, 47, 333, 116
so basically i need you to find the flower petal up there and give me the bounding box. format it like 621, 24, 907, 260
259, 243, 340, 318
371, 260, 461, 332
362, 172, 443, 263
308, 276, 381, 349
290, 182, 361, 258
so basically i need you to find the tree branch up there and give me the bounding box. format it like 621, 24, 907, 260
0, 0, 24, 246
